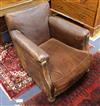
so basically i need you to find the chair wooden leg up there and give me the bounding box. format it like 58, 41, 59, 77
48, 96, 56, 102
87, 69, 90, 72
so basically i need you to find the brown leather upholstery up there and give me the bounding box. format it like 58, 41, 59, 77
40, 38, 92, 94
5, 2, 92, 102
49, 16, 90, 49
5, 3, 50, 45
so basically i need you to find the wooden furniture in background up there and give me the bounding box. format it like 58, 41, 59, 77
0, 17, 8, 44
51, 0, 100, 36
0, 0, 31, 9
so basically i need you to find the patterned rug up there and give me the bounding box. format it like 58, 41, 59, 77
0, 43, 34, 99
21, 52, 100, 106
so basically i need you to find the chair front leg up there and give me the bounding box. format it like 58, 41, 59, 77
41, 60, 56, 102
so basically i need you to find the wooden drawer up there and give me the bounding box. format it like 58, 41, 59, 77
51, 0, 98, 27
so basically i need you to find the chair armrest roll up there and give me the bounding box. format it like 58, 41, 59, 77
10, 30, 49, 63
49, 16, 90, 50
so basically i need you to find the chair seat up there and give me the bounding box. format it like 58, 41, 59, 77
40, 38, 91, 94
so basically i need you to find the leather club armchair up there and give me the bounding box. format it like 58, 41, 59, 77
5, 2, 92, 102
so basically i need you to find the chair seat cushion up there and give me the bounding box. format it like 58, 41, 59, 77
39, 38, 92, 93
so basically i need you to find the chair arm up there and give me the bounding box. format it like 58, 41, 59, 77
10, 30, 55, 98
10, 30, 49, 63
49, 16, 90, 50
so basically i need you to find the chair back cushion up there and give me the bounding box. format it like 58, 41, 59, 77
5, 2, 50, 45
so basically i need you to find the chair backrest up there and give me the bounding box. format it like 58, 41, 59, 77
5, 2, 50, 45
